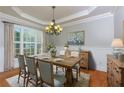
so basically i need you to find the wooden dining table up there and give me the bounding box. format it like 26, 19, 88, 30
34, 54, 82, 85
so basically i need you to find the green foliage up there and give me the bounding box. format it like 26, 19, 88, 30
47, 43, 56, 53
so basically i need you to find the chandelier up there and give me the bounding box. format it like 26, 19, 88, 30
45, 6, 63, 35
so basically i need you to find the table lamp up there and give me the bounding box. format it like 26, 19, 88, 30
111, 38, 124, 58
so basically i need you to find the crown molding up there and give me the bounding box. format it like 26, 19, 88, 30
11, 6, 97, 25
12, 6, 48, 25
111, 6, 119, 14
0, 7, 114, 29
56, 6, 97, 23
62, 12, 113, 27
0, 12, 43, 30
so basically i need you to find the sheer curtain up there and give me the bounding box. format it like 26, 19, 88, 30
4, 22, 14, 71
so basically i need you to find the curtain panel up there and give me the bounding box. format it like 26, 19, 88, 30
4, 22, 14, 71
43, 32, 48, 52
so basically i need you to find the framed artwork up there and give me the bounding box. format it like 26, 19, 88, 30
67, 31, 85, 45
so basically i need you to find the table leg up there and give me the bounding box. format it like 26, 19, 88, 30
66, 68, 73, 85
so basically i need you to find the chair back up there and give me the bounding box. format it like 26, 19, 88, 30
37, 59, 54, 86
65, 49, 71, 57
71, 51, 79, 57
26, 57, 37, 75
18, 55, 26, 70
59, 50, 65, 56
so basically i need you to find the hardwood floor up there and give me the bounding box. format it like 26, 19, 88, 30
0, 68, 19, 87
87, 70, 107, 87
0, 68, 107, 87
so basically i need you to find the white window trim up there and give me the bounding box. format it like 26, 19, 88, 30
14, 25, 43, 56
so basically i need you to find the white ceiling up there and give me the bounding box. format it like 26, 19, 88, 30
19, 6, 91, 21
0, 6, 116, 27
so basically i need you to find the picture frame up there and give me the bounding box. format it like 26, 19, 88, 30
67, 31, 85, 45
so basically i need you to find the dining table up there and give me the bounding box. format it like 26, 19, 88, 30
33, 54, 82, 85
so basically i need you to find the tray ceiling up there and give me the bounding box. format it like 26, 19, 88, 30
0, 6, 116, 27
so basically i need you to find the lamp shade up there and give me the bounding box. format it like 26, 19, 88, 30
111, 39, 123, 48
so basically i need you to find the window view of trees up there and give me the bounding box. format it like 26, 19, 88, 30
14, 25, 43, 57
14, 27, 21, 56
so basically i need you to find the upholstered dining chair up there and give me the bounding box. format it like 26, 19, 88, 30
25, 57, 40, 87
37, 59, 66, 87
18, 55, 28, 86
70, 51, 81, 81
56, 50, 65, 73
59, 50, 65, 57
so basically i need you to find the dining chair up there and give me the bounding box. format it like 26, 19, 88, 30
25, 57, 40, 87
55, 50, 65, 74
17, 55, 28, 86
59, 50, 65, 57
70, 51, 81, 81
37, 59, 66, 87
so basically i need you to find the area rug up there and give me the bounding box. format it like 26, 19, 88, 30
6, 72, 90, 87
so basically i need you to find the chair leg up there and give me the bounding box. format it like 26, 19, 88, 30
76, 69, 79, 81
62, 67, 65, 72
26, 73, 29, 87
36, 81, 38, 87
40, 80, 43, 87
18, 70, 21, 83
79, 68, 81, 76
56, 66, 58, 74
65, 68, 67, 78
23, 73, 26, 87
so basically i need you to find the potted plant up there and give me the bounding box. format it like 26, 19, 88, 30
47, 43, 57, 57
50, 48, 57, 57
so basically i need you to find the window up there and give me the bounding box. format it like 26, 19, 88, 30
14, 27, 21, 56
14, 25, 43, 57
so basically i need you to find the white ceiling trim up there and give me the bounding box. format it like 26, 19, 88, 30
0, 12, 43, 30
88, 6, 97, 13
0, 7, 114, 30
11, 6, 97, 25
56, 6, 97, 23
62, 12, 113, 27
0, 11, 113, 30
11, 6, 48, 25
